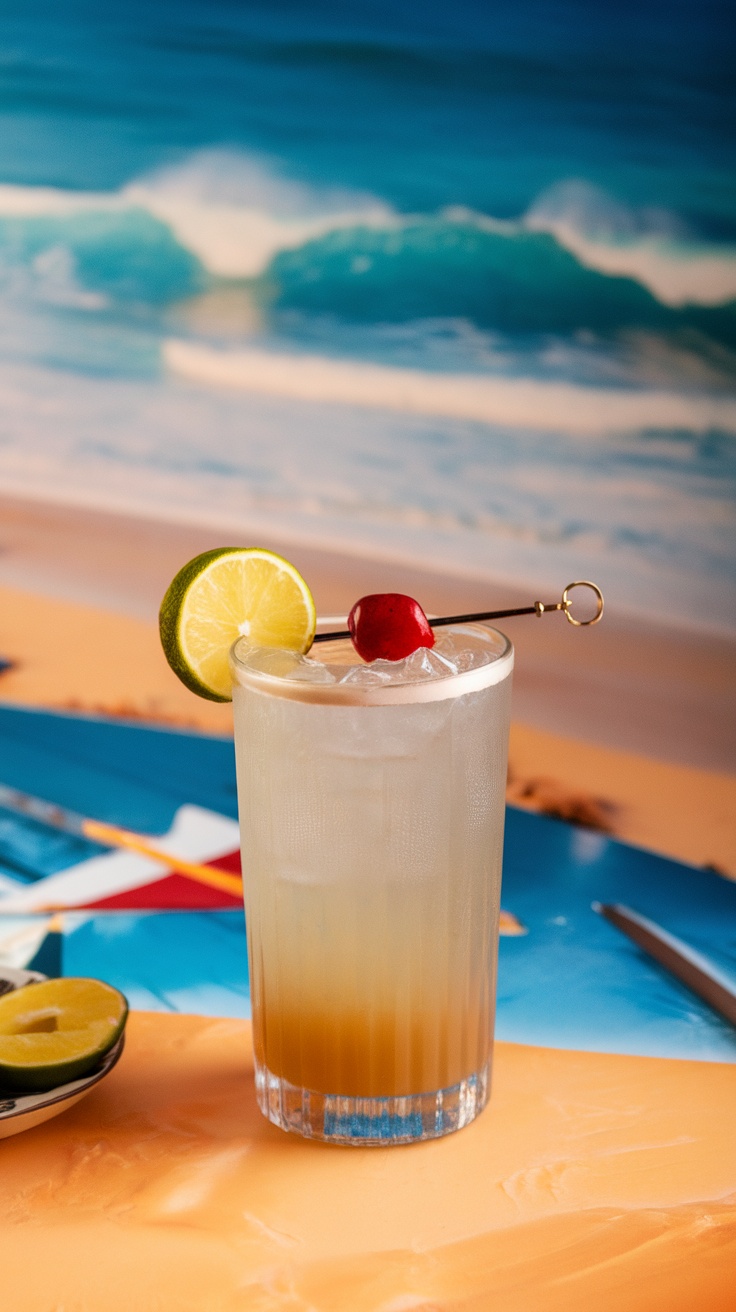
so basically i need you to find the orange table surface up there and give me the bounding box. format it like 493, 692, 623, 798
1, 1011, 735, 1312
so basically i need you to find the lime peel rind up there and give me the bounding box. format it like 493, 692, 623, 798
159, 547, 239, 703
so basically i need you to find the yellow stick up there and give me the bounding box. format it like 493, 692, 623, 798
81, 819, 243, 898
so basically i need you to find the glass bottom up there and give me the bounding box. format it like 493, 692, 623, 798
254, 1058, 491, 1145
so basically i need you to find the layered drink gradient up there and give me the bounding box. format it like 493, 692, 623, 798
231, 625, 513, 1143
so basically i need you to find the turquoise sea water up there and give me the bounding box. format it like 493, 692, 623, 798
0, 0, 734, 627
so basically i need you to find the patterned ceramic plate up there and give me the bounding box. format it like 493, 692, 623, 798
0, 969, 125, 1139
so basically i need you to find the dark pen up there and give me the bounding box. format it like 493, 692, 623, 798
593, 902, 736, 1028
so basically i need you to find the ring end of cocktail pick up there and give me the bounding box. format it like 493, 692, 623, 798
561, 581, 604, 626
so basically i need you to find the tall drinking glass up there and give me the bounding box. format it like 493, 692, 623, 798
230, 624, 513, 1144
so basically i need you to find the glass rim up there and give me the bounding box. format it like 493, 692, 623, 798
229, 623, 514, 706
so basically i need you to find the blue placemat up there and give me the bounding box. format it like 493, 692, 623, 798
1, 703, 734, 1061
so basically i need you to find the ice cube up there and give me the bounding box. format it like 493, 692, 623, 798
337, 662, 395, 686
335, 645, 459, 686
243, 646, 336, 683
400, 645, 459, 680
289, 659, 337, 685
432, 631, 496, 673
243, 646, 300, 677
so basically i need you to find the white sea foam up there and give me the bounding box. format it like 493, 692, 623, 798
0, 183, 119, 218
163, 339, 736, 436
122, 150, 396, 278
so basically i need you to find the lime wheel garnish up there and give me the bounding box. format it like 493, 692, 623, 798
159, 547, 317, 702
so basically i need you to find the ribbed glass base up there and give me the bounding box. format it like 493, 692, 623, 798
254, 1059, 490, 1144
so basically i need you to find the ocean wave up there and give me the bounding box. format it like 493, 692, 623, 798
163, 340, 736, 436
0, 151, 394, 285
0, 192, 204, 304
1, 154, 735, 340
264, 219, 736, 349
522, 180, 736, 308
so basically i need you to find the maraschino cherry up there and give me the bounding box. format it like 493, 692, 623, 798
348, 593, 435, 662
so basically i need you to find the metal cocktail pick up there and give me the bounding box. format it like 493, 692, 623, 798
311, 579, 604, 643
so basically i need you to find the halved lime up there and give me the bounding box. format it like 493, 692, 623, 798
0, 977, 128, 1093
159, 547, 317, 702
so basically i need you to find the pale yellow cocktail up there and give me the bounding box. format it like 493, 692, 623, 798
230, 624, 513, 1143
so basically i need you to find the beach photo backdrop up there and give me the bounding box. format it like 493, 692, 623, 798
1, 18, 736, 1302
0, 0, 734, 633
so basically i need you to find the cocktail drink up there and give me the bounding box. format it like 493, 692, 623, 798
161, 549, 600, 1143
230, 624, 513, 1144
